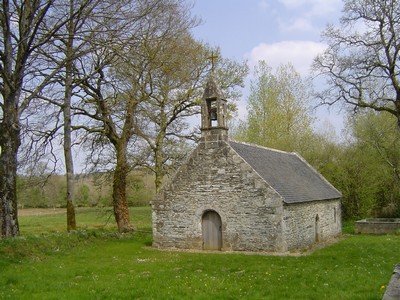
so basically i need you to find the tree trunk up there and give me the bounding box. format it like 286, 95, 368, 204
154, 109, 166, 193
0, 99, 21, 237
64, 78, 77, 231
113, 144, 133, 232
154, 145, 164, 193
397, 115, 400, 131
64, 0, 77, 231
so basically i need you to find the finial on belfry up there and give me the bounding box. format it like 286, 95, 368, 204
207, 51, 218, 71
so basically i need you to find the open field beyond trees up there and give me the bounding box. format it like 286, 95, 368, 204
0, 207, 399, 299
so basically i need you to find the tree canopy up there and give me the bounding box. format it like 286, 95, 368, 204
313, 0, 400, 129
235, 61, 315, 156
0, 0, 247, 236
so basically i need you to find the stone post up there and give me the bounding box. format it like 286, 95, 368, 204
383, 264, 400, 300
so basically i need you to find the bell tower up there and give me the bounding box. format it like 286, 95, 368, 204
200, 72, 228, 142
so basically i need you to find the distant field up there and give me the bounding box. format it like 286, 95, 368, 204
18, 208, 66, 216
1, 207, 399, 299
17, 207, 151, 235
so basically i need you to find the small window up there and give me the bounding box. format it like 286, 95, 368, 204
334, 207, 337, 223
210, 102, 217, 126
207, 99, 218, 127
315, 214, 320, 242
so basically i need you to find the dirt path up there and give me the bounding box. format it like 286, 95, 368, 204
18, 208, 66, 217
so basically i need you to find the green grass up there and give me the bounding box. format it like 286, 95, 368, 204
18, 207, 151, 234
0, 208, 399, 299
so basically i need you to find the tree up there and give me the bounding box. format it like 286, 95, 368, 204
133, 37, 248, 192
50, 0, 111, 231
0, 0, 76, 237
349, 111, 400, 216
74, 0, 198, 232
62, 0, 79, 230
235, 61, 315, 156
313, 0, 400, 129
125, 33, 206, 192
317, 110, 400, 219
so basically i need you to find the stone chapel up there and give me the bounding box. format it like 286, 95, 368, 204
151, 73, 342, 252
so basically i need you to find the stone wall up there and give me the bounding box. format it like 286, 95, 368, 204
355, 218, 400, 234
152, 140, 285, 252
283, 199, 342, 250
383, 264, 400, 300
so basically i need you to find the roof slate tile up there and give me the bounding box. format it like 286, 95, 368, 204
229, 141, 341, 203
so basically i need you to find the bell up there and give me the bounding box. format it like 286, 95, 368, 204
210, 107, 217, 121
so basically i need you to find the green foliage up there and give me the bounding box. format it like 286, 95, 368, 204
235, 61, 315, 156
235, 61, 400, 219
17, 171, 155, 209
76, 184, 90, 206
126, 172, 155, 207
17, 175, 67, 208
316, 111, 400, 219
341, 112, 400, 218
0, 208, 399, 299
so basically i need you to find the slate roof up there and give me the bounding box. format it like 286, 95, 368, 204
229, 141, 342, 204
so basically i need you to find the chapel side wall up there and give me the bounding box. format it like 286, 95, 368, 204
152, 141, 285, 252
283, 199, 341, 250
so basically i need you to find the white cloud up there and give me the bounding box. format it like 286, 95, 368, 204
274, 0, 342, 36
279, 0, 342, 17
279, 0, 308, 9
258, 0, 269, 10
247, 40, 327, 76
279, 17, 315, 33
279, 0, 340, 9
308, 0, 342, 17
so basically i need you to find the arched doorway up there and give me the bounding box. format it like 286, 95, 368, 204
202, 210, 222, 250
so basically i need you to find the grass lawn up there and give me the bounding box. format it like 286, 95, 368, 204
0, 207, 399, 299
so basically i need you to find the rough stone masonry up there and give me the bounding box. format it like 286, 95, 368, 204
152, 72, 342, 253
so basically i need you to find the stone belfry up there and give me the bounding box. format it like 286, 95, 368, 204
200, 72, 228, 142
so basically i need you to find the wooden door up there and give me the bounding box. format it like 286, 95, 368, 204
202, 211, 222, 250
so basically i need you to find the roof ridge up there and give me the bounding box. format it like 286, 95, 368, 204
229, 139, 295, 155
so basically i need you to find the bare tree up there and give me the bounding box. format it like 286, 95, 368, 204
132, 39, 248, 192
63, 0, 79, 230
54, 0, 111, 231
72, 0, 197, 232
28, 0, 134, 231
313, 0, 400, 129
59, 0, 102, 231
131, 34, 208, 192
0, 0, 77, 237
